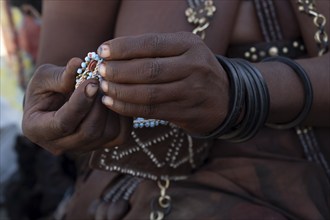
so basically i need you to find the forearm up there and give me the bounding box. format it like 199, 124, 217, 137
255, 52, 330, 127
37, 0, 120, 66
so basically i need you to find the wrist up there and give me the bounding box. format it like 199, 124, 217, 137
254, 61, 305, 125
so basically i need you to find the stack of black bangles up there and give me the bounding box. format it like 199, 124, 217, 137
193, 55, 313, 142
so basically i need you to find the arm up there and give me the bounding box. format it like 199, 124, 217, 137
255, 53, 330, 126
37, 0, 120, 66
257, 0, 330, 126
97, 31, 329, 140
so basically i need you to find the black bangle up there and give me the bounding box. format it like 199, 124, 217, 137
240, 59, 270, 141
219, 58, 256, 141
221, 59, 270, 142
192, 55, 245, 139
262, 56, 313, 129
193, 55, 270, 142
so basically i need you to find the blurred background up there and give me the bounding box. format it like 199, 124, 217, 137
1, 1, 76, 219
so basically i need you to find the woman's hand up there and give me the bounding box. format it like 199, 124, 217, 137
98, 32, 229, 135
22, 58, 129, 155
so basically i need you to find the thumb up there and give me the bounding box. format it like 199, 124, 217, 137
22, 80, 100, 142
52, 80, 100, 136
32, 57, 82, 94
58, 57, 83, 93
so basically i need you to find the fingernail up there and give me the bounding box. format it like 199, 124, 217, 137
101, 80, 108, 93
97, 45, 110, 58
99, 64, 106, 77
102, 96, 113, 106
86, 83, 98, 97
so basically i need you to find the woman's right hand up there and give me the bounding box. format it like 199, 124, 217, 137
22, 58, 130, 155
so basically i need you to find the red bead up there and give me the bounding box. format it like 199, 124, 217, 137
88, 60, 97, 71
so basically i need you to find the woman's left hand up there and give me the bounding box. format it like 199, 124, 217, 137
98, 32, 229, 135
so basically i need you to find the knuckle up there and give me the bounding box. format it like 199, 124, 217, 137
108, 63, 119, 81
147, 58, 161, 82
180, 32, 202, 47
146, 86, 157, 104
32, 64, 53, 82
111, 83, 119, 99
52, 68, 62, 86
121, 102, 131, 115
146, 34, 164, 53
35, 63, 53, 75
149, 34, 161, 50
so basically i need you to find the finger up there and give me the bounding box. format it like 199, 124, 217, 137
99, 56, 192, 84
100, 80, 185, 104
60, 57, 83, 93
22, 80, 99, 145
52, 80, 100, 137
102, 95, 190, 122
32, 57, 82, 94
75, 96, 119, 145
51, 97, 120, 154
97, 32, 198, 60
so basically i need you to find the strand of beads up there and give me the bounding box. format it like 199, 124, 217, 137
133, 117, 168, 129
75, 52, 103, 89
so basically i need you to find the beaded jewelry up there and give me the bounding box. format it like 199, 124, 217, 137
75, 53, 167, 130
133, 117, 168, 129
75, 52, 103, 89
93, 124, 211, 181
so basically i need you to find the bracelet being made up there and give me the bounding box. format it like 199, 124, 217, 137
75, 52, 103, 89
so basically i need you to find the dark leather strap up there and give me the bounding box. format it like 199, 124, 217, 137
227, 39, 307, 62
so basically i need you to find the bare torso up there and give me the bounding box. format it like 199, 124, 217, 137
115, 0, 301, 52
